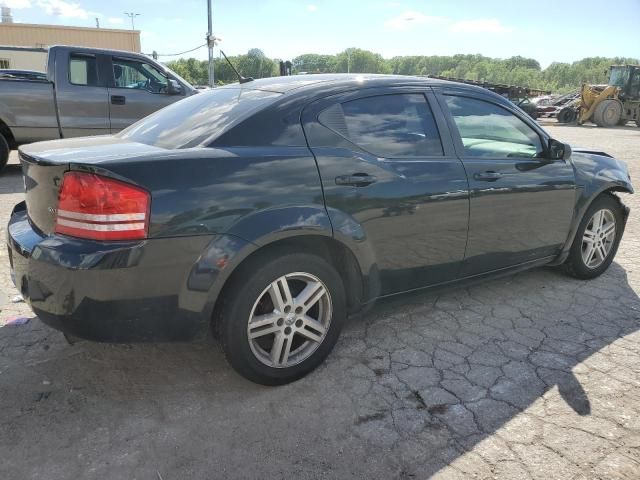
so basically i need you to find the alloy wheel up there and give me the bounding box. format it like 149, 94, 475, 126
581, 208, 616, 269
247, 272, 332, 368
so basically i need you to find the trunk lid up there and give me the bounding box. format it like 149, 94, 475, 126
20, 136, 166, 235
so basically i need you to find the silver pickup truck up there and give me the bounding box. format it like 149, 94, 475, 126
0, 45, 197, 171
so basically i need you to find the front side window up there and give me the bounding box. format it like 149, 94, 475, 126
69, 54, 98, 86
445, 95, 543, 158
113, 58, 169, 94
320, 93, 443, 157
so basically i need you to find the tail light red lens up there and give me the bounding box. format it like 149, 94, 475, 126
55, 171, 150, 241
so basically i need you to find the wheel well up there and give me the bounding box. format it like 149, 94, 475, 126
0, 119, 16, 149
211, 235, 365, 334
600, 188, 630, 216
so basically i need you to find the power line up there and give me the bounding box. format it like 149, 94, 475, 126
149, 44, 207, 58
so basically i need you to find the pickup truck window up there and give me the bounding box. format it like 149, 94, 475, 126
69, 54, 98, 86
113, 58, 169, 94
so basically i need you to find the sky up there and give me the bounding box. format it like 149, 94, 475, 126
2, 0, 639, 67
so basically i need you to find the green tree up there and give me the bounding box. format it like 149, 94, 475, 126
167, 49, 639, 93
292, 54, 336, 73
333, 48, 390, 74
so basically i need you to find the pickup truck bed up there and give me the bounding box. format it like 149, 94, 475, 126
0, 45, 196, 171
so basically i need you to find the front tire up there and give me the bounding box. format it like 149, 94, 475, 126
217, 252, 346, 385
593, 99, 622, 127
561, 194, 625, 279
556, 107, 576, 124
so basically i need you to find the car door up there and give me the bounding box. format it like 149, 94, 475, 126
303, 88, 469, 297
55, 51, 111, 137
437, 89, 576, 276
107, 56, 182, 133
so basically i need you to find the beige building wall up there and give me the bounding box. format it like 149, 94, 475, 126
0, 48, 47, 70
0, 22, 141, 52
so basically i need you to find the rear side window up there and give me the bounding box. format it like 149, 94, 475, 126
69, 54, 98, 86
444, 95, 543, 158
320, 94, 443, 157
117, 87, 281, 149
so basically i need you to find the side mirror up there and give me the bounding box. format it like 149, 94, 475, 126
167, 79, 183, 95
548, 139, 572, 160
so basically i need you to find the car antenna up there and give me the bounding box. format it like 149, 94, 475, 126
220, 50, 254, 84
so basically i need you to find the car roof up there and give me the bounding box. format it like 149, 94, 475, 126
219, 73, 464, 93
217, 73, 507, 104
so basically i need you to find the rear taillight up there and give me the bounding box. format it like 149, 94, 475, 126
55, 172, 150, 241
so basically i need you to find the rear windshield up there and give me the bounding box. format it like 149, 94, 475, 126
117, 87, 281, 149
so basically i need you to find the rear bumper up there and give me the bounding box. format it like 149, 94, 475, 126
7, 202, 221, 342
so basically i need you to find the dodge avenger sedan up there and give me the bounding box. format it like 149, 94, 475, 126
7, 74, 633, 384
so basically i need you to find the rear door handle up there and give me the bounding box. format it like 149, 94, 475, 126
473, 171, 503, 181
111, 95, 126, 105
335, 173, 378, 187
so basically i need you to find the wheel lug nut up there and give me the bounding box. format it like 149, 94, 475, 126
284, 305, 291, 313
284, 326, 292, 335
295, 306, 303, 314
295, 319, 303, 328
276, 318, 284, 326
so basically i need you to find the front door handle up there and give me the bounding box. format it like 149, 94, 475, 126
111, 95, 126, 105
473, 171, 503, 181
335, 173, 378, 187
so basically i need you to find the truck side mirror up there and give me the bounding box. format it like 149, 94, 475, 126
167, 79, 183, 95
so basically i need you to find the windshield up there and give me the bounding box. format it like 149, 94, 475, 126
117, 87, 281, 149
609, 67, 630, 87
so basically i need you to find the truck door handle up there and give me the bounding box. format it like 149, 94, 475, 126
473, 171, 503, 181
111, 95, 126, 105
335, 173, 378, 187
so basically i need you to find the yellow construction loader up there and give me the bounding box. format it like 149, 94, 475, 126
575, 65, 640, 127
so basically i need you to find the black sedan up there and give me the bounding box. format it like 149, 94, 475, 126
7, 74, 633, 385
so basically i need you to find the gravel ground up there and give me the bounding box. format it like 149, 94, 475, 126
1, 125, 639, 479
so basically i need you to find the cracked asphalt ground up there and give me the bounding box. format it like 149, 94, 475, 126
1, 124, 639, 479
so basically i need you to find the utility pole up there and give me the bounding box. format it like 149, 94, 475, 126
206, 0, 215, 87
124, 12, 140, 30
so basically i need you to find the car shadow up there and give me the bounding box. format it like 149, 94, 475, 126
0, 167, 24, 193
0, 262, 638, 478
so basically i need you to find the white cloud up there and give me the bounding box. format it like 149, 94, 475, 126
1, 0, 32, 8
107, 17, 124, 25
384, 11, 446, 31
37, 0, 94, 19
307, 4, 317, 12
449, 18, 513, 34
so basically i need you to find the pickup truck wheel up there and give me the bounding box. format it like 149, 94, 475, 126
0, 134, 9, 172
561, 194, 624, 279
217, 252, 346, 385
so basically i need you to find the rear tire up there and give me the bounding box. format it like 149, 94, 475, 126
0, 134, 9, 173
561, 194, 625, 279
217, 252, 346, 385
593, 99, 622, 127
